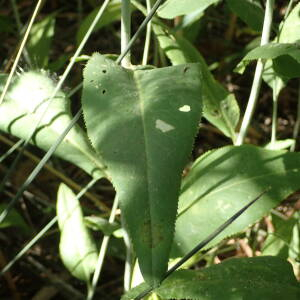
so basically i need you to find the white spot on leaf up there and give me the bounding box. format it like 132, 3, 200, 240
179, 105, 191, 112
155, 119, 174, 133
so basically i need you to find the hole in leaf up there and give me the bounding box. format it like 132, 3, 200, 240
102, 70, 107, 74
212, 110, 220, 117
102, 89, 107, 94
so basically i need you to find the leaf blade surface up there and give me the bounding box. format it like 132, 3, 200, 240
82, 53, 202, 285
173, 145, 300, 256
123, 256, 300, 300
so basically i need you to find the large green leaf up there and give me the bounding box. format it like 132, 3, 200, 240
158, 0, 220, 19
123, 256, 300, 300
57, 183, 98, 282
172, 145, 300, 256
81, 53, 202, 285
153, 24, 239, 141
27, 14, 55, 68
0, 71, 105, 179
226, 0, 264, 31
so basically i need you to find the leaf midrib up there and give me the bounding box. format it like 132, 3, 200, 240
133, 70, 155, 272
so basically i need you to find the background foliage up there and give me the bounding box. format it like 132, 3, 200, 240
0, 0, 300, 299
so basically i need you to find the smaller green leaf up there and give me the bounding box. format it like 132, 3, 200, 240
226, 0, 264, 31
278, 3, 300, 44
84, 215, 120, 235
236, 43, 300, 74
264, 139, 295, 150
158, 0, 220, 19
262, 212, 300, 260
262, 59, 287, 99
0, 204, 31, 234
122, 256, 300, 300
57, 183, 98, 282
27, 14, 56, 68
273, 55, 300, 78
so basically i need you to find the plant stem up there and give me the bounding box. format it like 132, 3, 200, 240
142, 0, 152, 65
235, 0, 274, 145
290, 80, 300, 152
116, 0, 164, 65
270, 80, 278, 147
121, 0, 132, 68
87, 196, 119, 300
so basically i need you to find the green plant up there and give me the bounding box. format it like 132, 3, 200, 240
1, 0, 300, 299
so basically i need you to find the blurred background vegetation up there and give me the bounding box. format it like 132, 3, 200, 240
0, 0, 299, 299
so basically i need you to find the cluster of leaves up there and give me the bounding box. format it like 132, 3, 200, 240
1, 0, 300, 299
